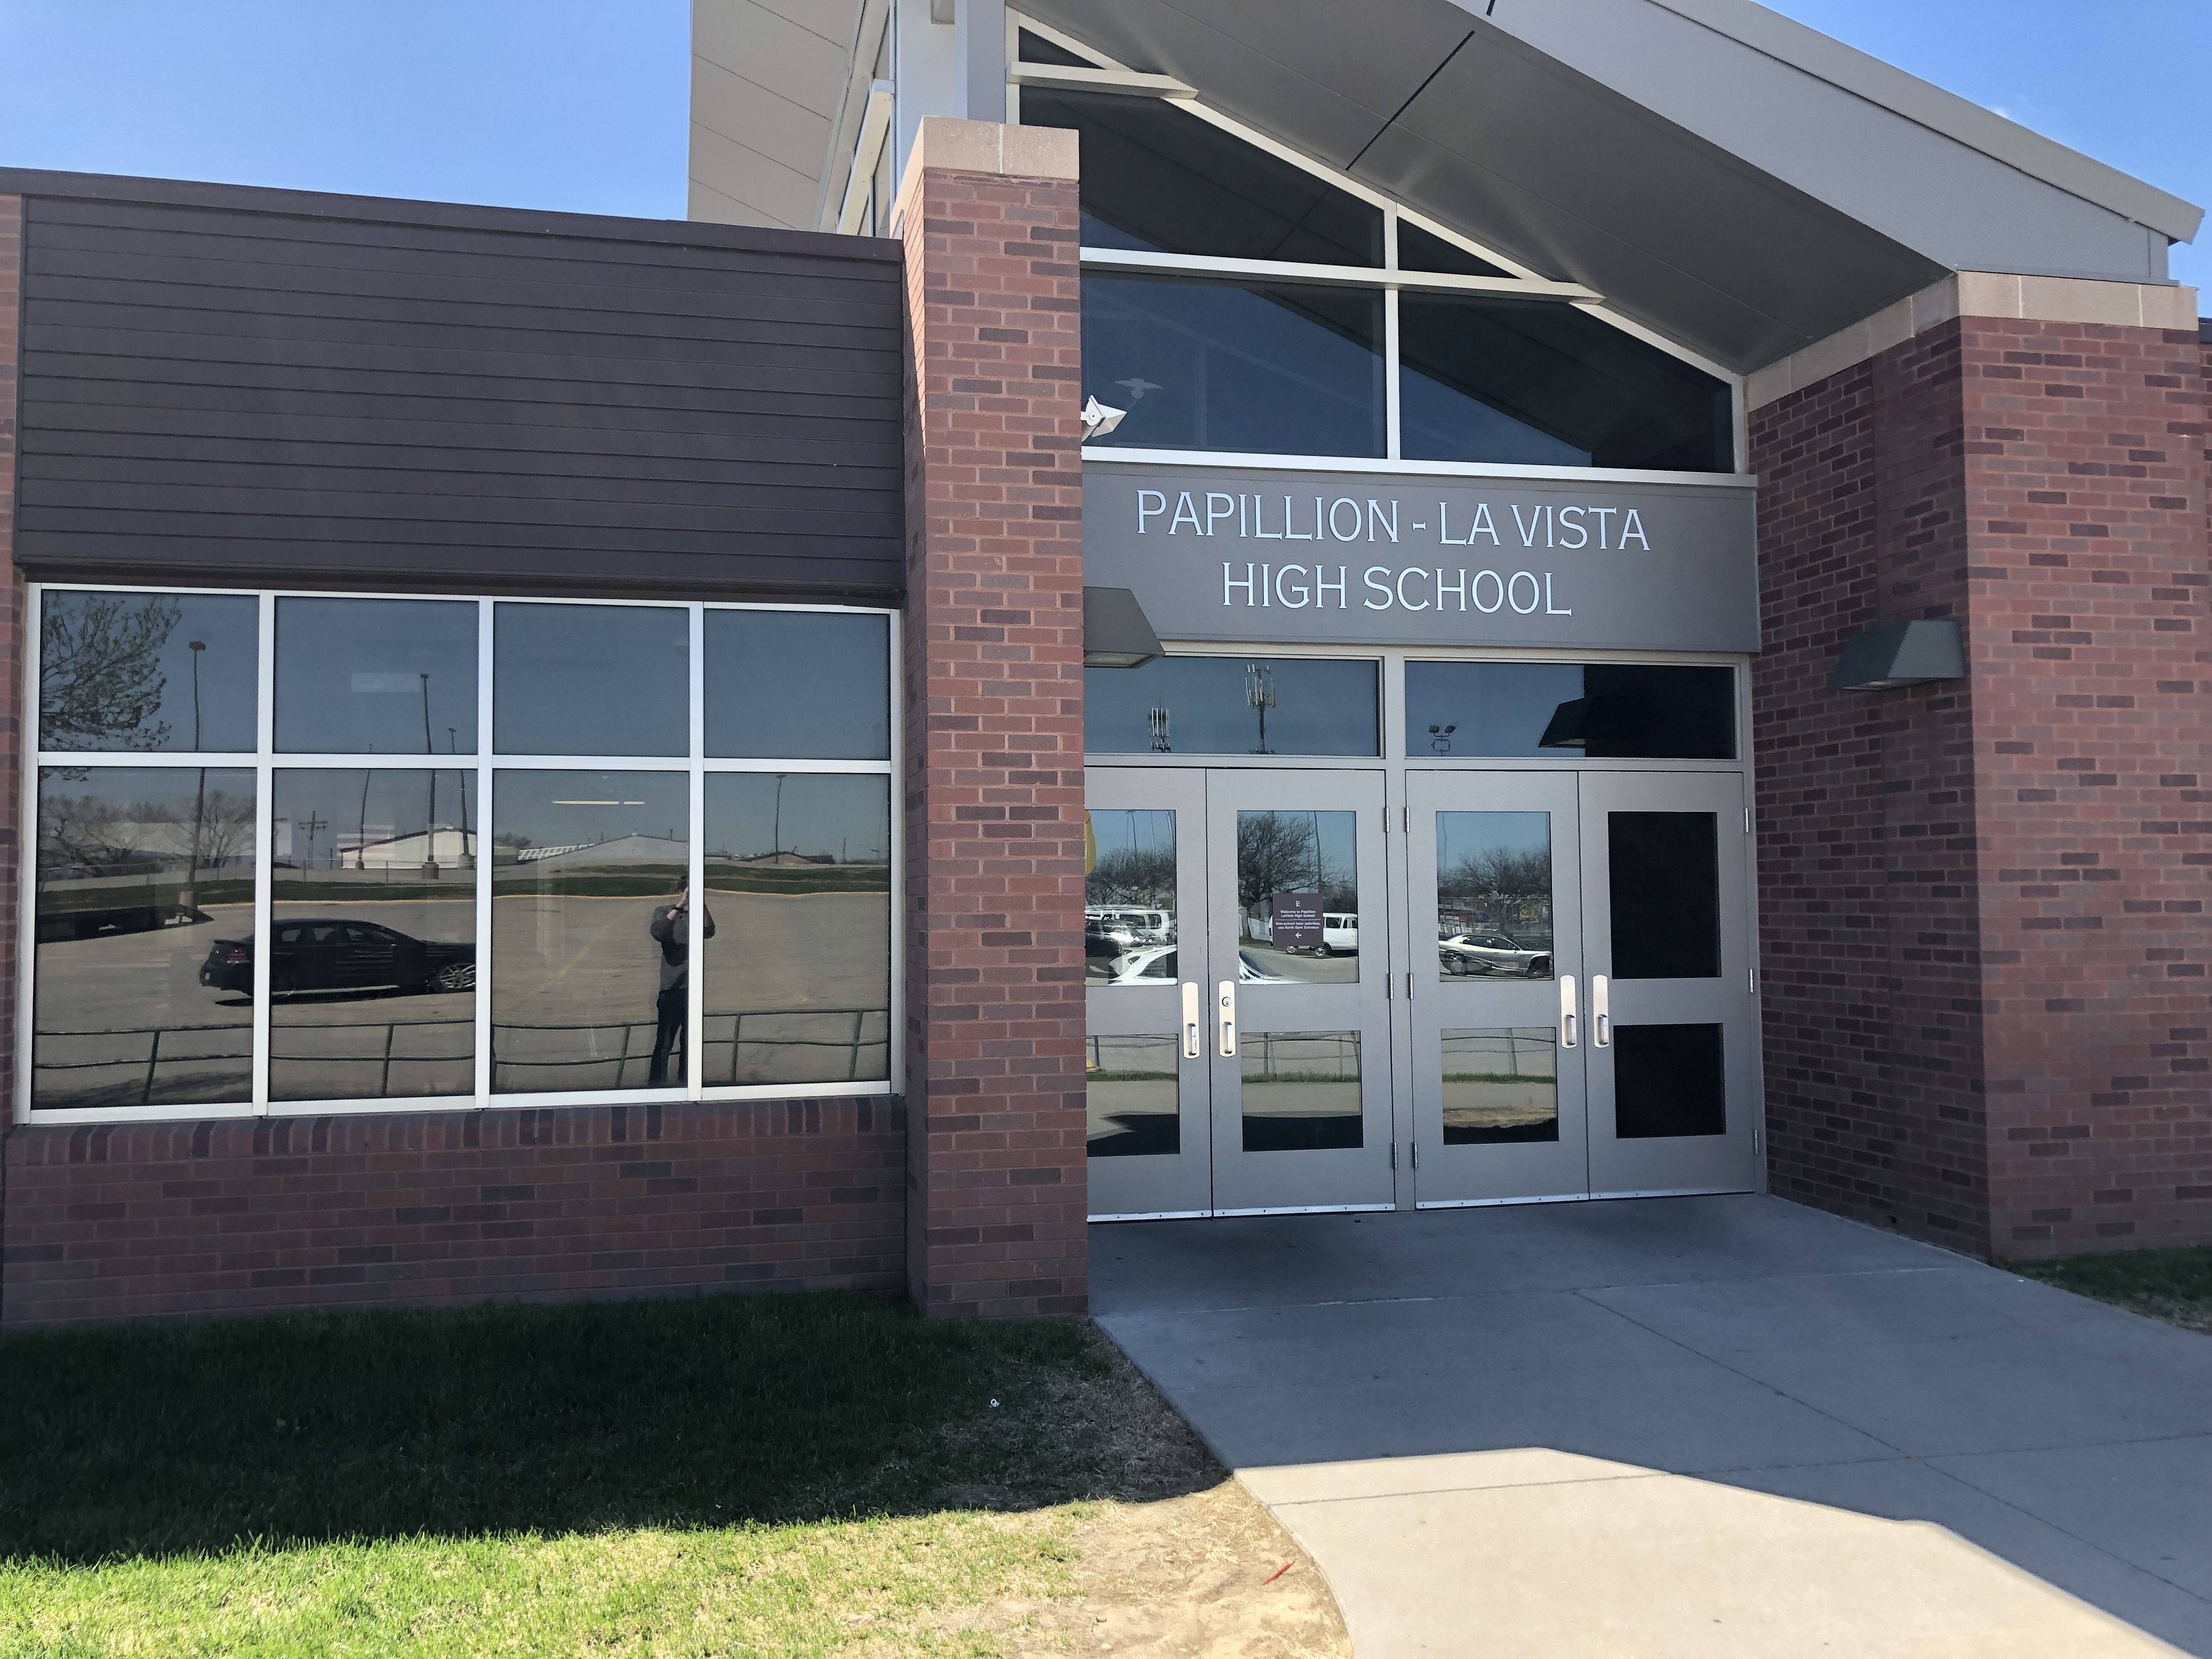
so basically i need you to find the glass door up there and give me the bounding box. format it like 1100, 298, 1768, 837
1084, 770, 1210, 1219
1205, 770, 1395, 1215
1581, 772, 1759, 1198
1406, 774, 1587, 1205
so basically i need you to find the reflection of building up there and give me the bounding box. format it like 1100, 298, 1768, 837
503, 833, 685, 867
315, 829, 478, 871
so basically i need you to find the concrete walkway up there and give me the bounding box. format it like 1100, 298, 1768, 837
1093, 1195, 2210, 1658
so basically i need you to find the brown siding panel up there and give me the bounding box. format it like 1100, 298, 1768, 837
10, 189, 904, 597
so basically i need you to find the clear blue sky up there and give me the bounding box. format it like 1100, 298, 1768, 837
0, 0, 2202, 293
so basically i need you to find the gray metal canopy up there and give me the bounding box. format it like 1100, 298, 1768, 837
1019, 0, 2201, 373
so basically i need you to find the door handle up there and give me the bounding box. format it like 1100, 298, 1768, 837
1592, 974, 1610, 1048
1216, 980, 1237, 1058
1181, 983, 1203, 1060
1560, 974, 1578, 1049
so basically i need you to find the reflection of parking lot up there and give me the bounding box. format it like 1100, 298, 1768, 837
31, 890, 893, 1107
1238, 941, 1359, 985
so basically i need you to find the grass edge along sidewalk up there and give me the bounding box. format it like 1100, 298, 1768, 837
0, 1291, 1348, 1658
2010, 1246, 2212, 1336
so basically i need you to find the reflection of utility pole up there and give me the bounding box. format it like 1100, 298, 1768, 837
356, 771, 372, 870
1148, 707, 1171, 753
419, 673, 440, 879
1244, 663, 1275, 755
449, 726, 476, 870
300, 810, 326, 871
772, 773, 788, 861
182, 639, 206, 913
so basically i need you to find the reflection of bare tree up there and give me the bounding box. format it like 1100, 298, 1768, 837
1088, 845, 1175, 906
37, 791, 255, 879
40, 595, 179, 750
1443, 845, 1550, 902
1238, 812, 1353, 911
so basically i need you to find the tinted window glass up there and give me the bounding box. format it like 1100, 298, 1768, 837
41, 590, 258, 753
1607, 811, 1720, 980
489, 771, 689, 1093
1442, 1028, 1558, 1143
1242, 1030, 1362, 1150
1405, 663, 1735, 760
33, 766, 256, 1109
703, 610, 889, 760
1396, 221, 1511, 278
1088, 1033, 1181, 1157
1084, 276, 1384, 456
1087, 657, 1378, 755
1398, 294, 1733, 472
701, 773, 890, 1086
269, 768, 476, 1102
1087, 809, 1177, 987
1023, 91, 1383, 266
1017, 28, 1092, 66
1614, 1023, 1725, 1138
494, 603, 687, 757
1436, 812, 1553, 979
275, 597, 478, 754
1237, 809, 1358, 985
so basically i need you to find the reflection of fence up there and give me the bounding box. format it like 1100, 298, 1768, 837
1440, 1028, 1554, 1080
35, 1007, 892, 1103
1086, 1033, 1177, 1073
1242, 1030, 1358, 1080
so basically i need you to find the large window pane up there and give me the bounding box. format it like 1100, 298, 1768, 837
1436, 812, 1554, 980
493, 604, 687, 757
1082, 276, 1384, 457
1087, 657, 1378, 756
490, 772, 689, 1093
1086, 809, 1177, 985
703, 610, 889, 760
1607, 811, 1720, 980
40, 591, 257, 754
1237, 810, 1358, 986
1242, 1031, 1361, 1151
268, 770, 476, 1103
1398, 294, 1733, 473
1022, 91, 1382, 267
1396, 221, 1511, 278
1088, 1033, 1181, 1157
1442, 1028, 1559, 1143
701, 774, 890, 1086
1405, 663, 1735, 760
33, 766, 255, 1109
1614, 1023, 1725, 1138
275, 598, 478, 755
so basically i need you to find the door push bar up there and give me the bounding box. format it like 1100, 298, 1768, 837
1560, 975, 1577, 1048
1216, 980, 1237, 1057
1592, 974, 1611, 1048
1181, 982, 1203, 1060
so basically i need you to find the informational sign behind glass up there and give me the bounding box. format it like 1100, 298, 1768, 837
1082, 464, 1759, 652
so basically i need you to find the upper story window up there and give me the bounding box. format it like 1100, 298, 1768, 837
1012, 41, 1736, 475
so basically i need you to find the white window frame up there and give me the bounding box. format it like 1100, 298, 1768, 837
16, 584, 904, 1125
1007, 10, 1750, 475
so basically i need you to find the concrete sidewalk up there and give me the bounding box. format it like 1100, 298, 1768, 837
1093, 1196, 2210, 1658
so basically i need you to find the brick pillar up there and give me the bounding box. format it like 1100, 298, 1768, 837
895, 120, 1087, 1317
1753, 289, 2210, 1260
0, 195, 22, 1126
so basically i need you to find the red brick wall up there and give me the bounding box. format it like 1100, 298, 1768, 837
2, 1099, 905, 1329
1752, 312, 2210, 1260
899, 138, 1088, 1318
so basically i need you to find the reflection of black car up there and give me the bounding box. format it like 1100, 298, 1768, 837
200, 920, 476, 997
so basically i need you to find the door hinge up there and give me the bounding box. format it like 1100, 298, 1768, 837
1385, 972, 1392, 1001
1754, 1128, 1763, 1156
1411, 1141, 1420, 1169
1748, 967, 1757, 994
1403, 805, 1410, 833
1390, 1142, 1398, 1171
1406, 970, 1414, 1001
1743, 806, 1752, 834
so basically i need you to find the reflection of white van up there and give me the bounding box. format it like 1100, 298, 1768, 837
1320, 913, 1358, 956
1087, 906, 1173, 943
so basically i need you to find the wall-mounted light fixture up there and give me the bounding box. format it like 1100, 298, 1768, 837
1830, 619, 1965, 691
1083, 585, 1164, 669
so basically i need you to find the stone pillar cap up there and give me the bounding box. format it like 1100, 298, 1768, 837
893, 117, 1078, 231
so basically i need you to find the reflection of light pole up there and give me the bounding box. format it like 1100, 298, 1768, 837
182, 640, 206, 913
1245, 663, 1275, 755
449, 726, 475, 870
419, 673, 441, 879
772, 773, 788, 861
356, 770, 371, 870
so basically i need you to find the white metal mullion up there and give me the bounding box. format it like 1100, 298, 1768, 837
1384, 287, 1402, 461
251, 594, 275, 1113
473, 599, 494, 1103
15, 588, 41, 1124
687, 604, 705, 1101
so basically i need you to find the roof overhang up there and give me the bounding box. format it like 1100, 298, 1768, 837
1017, 0, 2201, 373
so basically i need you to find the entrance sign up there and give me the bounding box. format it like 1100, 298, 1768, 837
1083, 462, 1759, 652
1268, 892, 1324, 949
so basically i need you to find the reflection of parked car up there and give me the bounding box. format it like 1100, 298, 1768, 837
200, 919, 476, 997
1318, 912, 1358, 956
1086, 917, 1142, 958
1097, 946, 1295, 986
1086, 906, 1173, 943
1439, 933, 1552, 978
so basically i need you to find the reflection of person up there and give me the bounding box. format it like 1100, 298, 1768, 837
647, 881, 716, 1086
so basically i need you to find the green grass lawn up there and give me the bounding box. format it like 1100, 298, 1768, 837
0, 1293, 1210, 1657
2011, 1247, 2212, 1335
